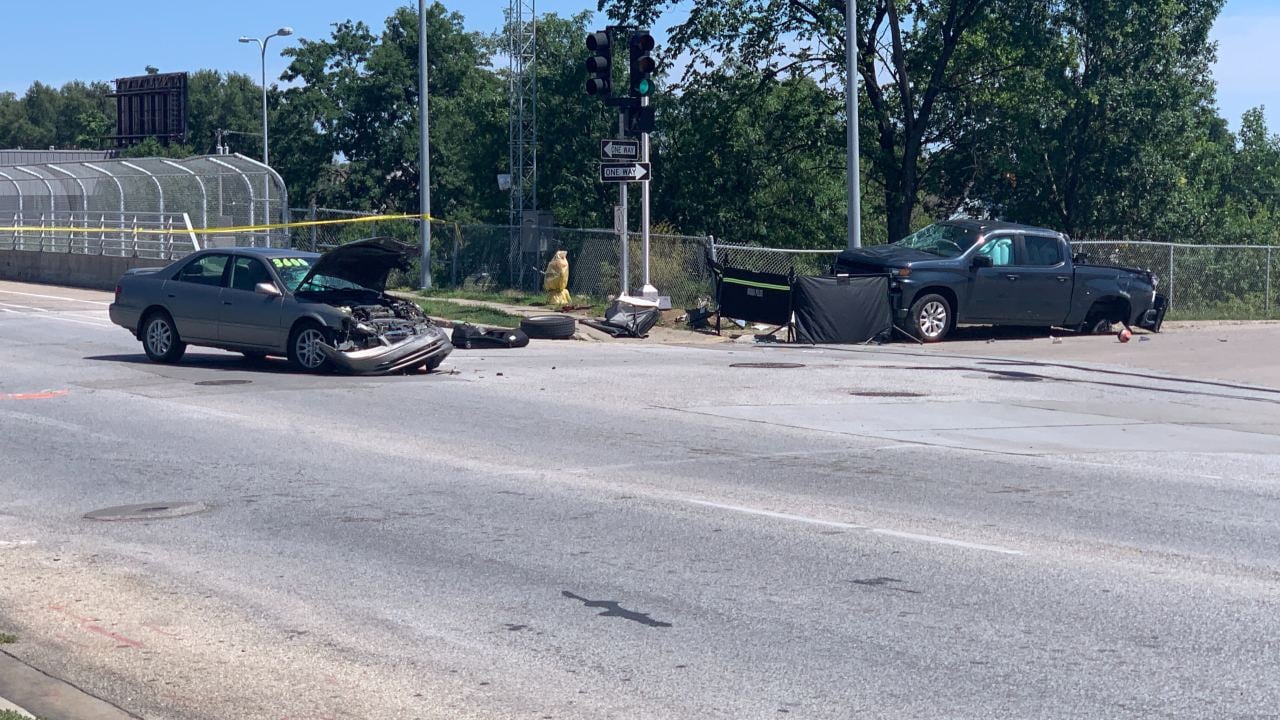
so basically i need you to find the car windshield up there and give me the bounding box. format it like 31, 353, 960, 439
892, 223, 979, 258
268, 256, 368, 293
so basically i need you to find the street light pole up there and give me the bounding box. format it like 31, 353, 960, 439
846, 0, 862, 250
419, 0, 433, 290
239, 27, 293, 244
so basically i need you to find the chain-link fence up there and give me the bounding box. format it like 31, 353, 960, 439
287, 209, 1279, 321
0, 153, 288, 248
1072, 241, 1278, 320
290, 208, 719, 307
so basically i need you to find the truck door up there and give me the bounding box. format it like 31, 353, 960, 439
1014, 235, 1073, 324
966, 234, 1018, 322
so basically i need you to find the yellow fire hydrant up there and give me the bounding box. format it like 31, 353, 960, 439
544, 250, 571, 306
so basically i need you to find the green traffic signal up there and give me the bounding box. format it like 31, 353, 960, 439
636, 77, 653, 96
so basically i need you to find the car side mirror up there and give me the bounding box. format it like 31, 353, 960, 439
255, 282, 282, 298
972, 255, 993, 269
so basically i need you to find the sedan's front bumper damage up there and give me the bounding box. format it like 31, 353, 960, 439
319, 330, 453, 375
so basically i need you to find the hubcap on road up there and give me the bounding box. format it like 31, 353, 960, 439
147, 319, 171, 355
297, 328, 326, 369
920, 302, 947, 337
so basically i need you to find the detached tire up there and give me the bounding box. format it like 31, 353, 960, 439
909, 294, 952, 343
141, 310, 186, 364
520, 314, 576, 340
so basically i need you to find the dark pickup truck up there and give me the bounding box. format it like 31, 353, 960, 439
834, 219, 1166, 342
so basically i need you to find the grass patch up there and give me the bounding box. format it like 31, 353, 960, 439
424, 288, 546, 306
421, 288, 609, 317
0, 633, 15, 644
415, 298, 522, 328
0, 711, 38, 720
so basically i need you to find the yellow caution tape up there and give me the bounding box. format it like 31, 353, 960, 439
0, 213, 439, 236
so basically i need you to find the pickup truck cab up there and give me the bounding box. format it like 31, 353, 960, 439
834, 219, 1166, 342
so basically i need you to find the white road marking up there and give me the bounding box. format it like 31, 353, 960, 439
0, 309, 114, 329
679, 497, 1023, 555
0, 301, 47, 312
0, 288, 111, 306
0, 540, 37, 549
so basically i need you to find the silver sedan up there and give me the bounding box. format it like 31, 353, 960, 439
108, 237, 452, 374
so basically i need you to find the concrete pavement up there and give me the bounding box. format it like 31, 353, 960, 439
1, 280, 1279, 718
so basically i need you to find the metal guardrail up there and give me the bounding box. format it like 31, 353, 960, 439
0, 211, 199, 260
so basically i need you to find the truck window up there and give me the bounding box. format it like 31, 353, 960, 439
1024, 236, 1064, 266
977, 236, 1013, 266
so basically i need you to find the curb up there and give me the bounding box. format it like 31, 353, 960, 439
0, 650, 137, 720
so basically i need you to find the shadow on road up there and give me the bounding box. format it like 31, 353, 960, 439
82, 353, 444, 380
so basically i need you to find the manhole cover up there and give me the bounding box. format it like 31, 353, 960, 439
849, 391, 927, 398
730, 363, 806, 369
988, 373, 1044, 382
195, 379, 252, 386
84, 502, 210, 522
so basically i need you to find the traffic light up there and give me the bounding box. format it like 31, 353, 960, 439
585, 30, 612, 97
623, 105, 656, 137
628, 31, 656, 98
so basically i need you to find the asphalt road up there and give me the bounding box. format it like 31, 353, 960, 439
1, 281, 1279, 720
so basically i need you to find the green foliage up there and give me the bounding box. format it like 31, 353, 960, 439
4, 1, 1280, 256
275, 4, 507, 220
655, 67, 846, 247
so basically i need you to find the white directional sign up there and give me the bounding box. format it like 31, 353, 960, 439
600, 139, 641, 161
600, 162, 651, 183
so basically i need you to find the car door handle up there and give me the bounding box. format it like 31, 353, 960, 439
1056, 276, 1069, 283
222, 301, 233, 306
1005, 274, 1019, 281
166, 293, 176, 298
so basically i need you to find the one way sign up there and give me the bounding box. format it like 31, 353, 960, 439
600, 139, 640, 161
600, 162, 651, 183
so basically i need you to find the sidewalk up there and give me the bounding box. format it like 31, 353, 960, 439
0, 650, 136, 720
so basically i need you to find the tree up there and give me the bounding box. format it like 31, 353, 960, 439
932, 0, 1228, 241
184, 71, 262, 156
654, 67, 847, 245
600, 0, 1011, 242
276, 4, 507, 219
516, 11, 620, 227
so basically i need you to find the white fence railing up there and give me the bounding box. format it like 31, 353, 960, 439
0, 211, 199, 260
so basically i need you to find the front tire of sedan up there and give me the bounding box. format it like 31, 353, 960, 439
909, 294, 952, 343
141, 311, 186, 364
287, 321, 333, 373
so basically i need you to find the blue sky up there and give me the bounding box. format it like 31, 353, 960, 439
1, 0, 1277, 131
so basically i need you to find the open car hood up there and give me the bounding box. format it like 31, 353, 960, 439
297, 236, 414, 292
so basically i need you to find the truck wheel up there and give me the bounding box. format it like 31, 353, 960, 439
1081, 315, 1113, 335
909, 294, 952, 343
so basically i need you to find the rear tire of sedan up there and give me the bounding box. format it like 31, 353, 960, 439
287, 321, 333, 373
141, 311, 186, 364
909, 294, 952, 343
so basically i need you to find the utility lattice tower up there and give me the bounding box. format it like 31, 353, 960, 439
509, 0, 537, 277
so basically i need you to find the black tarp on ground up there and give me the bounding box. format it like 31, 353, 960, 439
715, 266, 793, 328
792, 275, 892, 344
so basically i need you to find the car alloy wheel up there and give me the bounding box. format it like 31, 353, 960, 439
294, 327, 328, 370
919, 301, 948, 339
146, 317, 173, 357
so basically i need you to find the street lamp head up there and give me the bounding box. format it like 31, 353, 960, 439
276, 27, 294, 37
238, 36, 254, 43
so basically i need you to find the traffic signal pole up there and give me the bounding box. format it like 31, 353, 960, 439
639, 94, 654, 297
618, 110, 630, 297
